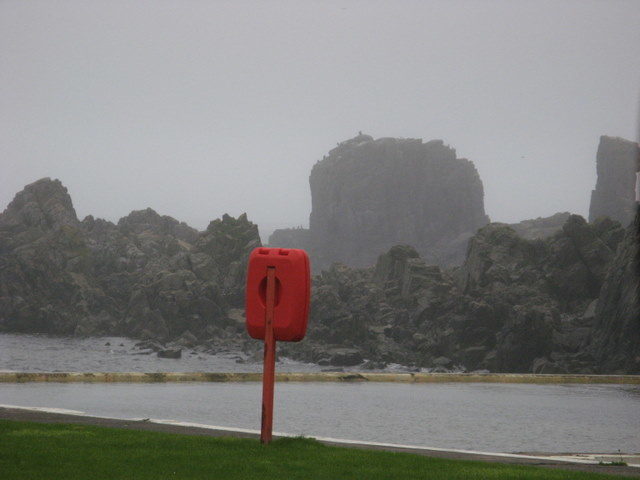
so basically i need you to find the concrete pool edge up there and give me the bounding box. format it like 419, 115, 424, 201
1, 371, 639, 384
0, 405, 638, 477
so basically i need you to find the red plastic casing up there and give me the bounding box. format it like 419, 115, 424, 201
245, 247, 311, 342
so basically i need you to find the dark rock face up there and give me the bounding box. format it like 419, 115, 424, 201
308, 134, 489, 269
281, 213, 628, 373
0, 178, 260, 346
589, 135, 639, 225
194, 213, 261, 304
588, 207, 640, 374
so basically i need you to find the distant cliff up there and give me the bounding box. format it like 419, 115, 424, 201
267, 227, 310, 250
307, 134, 489, 269
589, 135, 639, 225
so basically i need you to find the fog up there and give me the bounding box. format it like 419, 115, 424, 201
1, 0, 639, 240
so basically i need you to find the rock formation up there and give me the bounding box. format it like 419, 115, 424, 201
0, 178, 259, 346
281, 213, 627, 373
588, 207, 640, 373
1, 162, 636, 373
589, 135, 639, 225
307, 134, 489, 269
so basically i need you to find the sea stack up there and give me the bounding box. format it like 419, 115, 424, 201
588, 135, 640, 226
307, 134, 489, 269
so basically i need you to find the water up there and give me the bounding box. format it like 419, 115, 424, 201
1, 333, 639, 453
0, 333, 322, 373
1, 382, 638, 453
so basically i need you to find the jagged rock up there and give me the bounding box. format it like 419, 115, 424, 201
308, 134, 489, 269
194, 213, 261, 305
589, 135, 639, 225
543, 215, 623, 307
0, 178, 258, 344
588, 207, 640, 373
0, 177, 79, 235
454, 223, 542, 295
118, 208, 198, 244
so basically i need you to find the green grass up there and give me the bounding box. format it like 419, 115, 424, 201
0, 419, 631, 480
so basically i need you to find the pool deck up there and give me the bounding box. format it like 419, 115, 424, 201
1, 405, 638, 477
1, 371, 639, 384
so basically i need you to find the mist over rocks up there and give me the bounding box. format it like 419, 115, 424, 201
508, 212, 572, 240
267, 227, 310, 250
306, 134, 489, 269
589, 135, 640, 225
1, 129, 638, 374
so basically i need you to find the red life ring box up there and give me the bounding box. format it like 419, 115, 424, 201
245, 247, 310, 342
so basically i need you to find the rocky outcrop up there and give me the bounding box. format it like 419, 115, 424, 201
194, 213, 261, 304
281, 213, 628, 373
0, 178, 260, 345
588, 207, 640, 373
589, 135, 639, 225
0, 175, 635, 373
117, 208, 199, 244
308, 134, 489, 269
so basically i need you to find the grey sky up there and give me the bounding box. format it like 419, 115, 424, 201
1, 0, 639, 241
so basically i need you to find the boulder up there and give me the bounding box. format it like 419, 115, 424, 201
157, 348, 182, 359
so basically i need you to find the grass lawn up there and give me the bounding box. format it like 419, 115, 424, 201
0, 419, 631, 480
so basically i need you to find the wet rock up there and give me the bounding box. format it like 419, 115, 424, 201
157, 348, 182, 359
432, 356, 452, 368
175, 330, 198, 348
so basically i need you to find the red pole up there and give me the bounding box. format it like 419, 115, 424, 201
261, 267, 276, 444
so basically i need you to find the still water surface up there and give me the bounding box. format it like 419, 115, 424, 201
1, 334, 639, 454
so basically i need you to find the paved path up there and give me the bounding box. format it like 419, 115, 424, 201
1, 406, 638, 478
